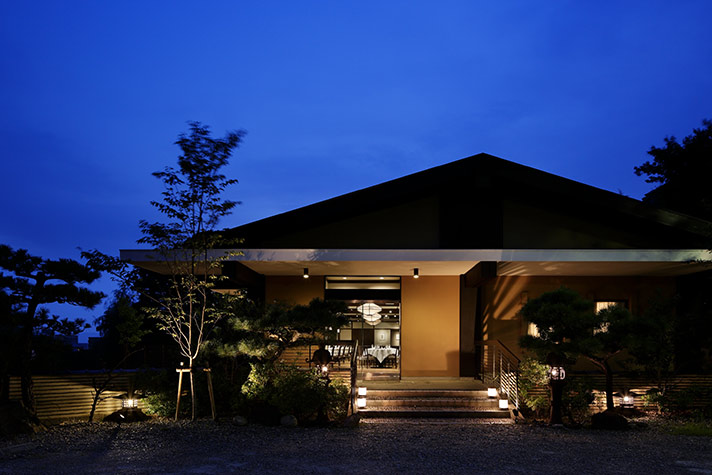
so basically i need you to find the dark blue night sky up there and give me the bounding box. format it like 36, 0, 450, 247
2, 1, 712, 339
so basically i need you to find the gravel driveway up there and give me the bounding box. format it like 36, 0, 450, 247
1, 419, 711, 474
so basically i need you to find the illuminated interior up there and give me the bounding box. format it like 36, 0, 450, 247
326, 276, 401, 373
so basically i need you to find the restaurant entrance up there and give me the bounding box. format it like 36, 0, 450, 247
325, 276, 401, 376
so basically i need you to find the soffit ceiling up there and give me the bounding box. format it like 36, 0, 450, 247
239, 260, 707, 277
122, 248, 711, 277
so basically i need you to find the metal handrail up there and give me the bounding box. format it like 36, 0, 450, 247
349, 340, 359, 415
475, 340, 520, 410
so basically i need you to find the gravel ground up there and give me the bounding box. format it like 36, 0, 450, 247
1, 418, 711, 474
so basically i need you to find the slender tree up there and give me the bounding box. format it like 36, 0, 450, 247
0, 245, 103, 413
84, 122, 245, 420
87, 291, 149, 422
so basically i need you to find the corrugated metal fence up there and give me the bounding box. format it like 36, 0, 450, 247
9, 372, 145, 422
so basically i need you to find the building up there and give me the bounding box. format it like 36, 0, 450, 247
122, 153, 711, 380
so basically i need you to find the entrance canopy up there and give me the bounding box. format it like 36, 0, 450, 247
120, 247, 711, 278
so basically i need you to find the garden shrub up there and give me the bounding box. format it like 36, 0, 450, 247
134, 369, 179, 418
518, 357, 550, 419
518, 357, 594, 424
668, 420, 712, 436
134, 367, 246, 419
562, 378, 595, 426
241, 363, 349, 425
644, 384, 712, 417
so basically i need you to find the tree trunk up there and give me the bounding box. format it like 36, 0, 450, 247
549, 379, 565, 425
88, 377, 103, 423
189, 357, 196, 421
604, 360, 614, 411
20, 293, 41, 415
20, 316, 35, 414
0, 358, 9, 403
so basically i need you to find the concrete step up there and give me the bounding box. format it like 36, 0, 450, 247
366, 398, 501, 409
358, 408, 511, 419
366, 389, 491, 399
360, 372, 400, 381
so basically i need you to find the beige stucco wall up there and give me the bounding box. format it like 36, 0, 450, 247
265, 276, 325, 305
401, 276, 460, 377
482, 275, 677, 359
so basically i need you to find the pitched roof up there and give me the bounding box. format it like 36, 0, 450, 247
221, 153, 711, 250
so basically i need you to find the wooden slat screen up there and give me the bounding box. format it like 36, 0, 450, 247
9, 372, 145, 422
525, 374, 712, 411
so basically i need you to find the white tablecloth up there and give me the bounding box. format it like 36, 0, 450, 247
366, 347, 397, 364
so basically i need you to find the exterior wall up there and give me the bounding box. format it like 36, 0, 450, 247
401, 276, 460, 377
481, 275, 677, 359
265, 276, 325, 305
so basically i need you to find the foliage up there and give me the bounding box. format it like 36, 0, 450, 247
241, 363, 349, 424
0, 290, 16, 401
518, 357, 550, 418
134, 369, 180, 418
83, 122, 245, 420
635, 119, 712, 221
209, 297, 349, 365
561, 378, 595, 426
627, 294, 676, 385
675, 271, 712, 374
667, 420, 712, 437
633, 121, 712, 374
518, 356, 594, 425
519, 287, 597, 362
88, 292, 150, 422
0, 244, 103, 412
643, 384, 712, 417
94, 291, 149, 362
519, 287, 637, 410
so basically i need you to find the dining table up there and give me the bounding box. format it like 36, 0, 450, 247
366, 346, 398, 364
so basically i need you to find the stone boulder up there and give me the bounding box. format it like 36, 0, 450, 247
232, 415, 248, 426
280, 415, 298, 427
0, 401, 45, 437
340, 414, 360, 428
103, 408, 150, 423
591, 410, 629, 430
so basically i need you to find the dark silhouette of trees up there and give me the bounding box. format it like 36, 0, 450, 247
635, 119, 712, 221
94, 291, 148, 362
86, 291, 150, 423
635, 120, 712, 374
0, 245, 103, 413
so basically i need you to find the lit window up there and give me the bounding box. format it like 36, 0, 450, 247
527, 322, 540, 338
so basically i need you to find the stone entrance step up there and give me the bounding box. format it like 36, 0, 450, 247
360, 371, 400, 381
358, 389, 512, 420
